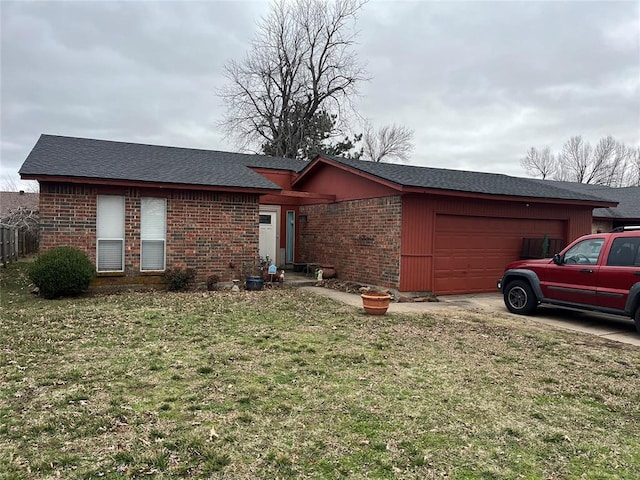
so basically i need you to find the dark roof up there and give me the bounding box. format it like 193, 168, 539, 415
530, 180, 640, 219
19, 135, 308, 190
0, 191, 39, 219
314, 156, 615, 204
594, 187, 640, 219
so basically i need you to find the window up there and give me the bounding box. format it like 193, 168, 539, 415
141, 197, 166, 271
97, 195, 125, 272
607, 238, 640, 267
563, 238, 604, 265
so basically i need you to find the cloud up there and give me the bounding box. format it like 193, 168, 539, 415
1, 0, 638, 189
355, 0, 639, 174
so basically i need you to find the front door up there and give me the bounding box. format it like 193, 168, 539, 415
259, 211, 277, 264
286, 211, 295, 264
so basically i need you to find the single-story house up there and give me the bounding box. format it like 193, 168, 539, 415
20, 134, 616, 294
592, 186, 640, 232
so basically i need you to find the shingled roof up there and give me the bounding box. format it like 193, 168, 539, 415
19, 135, 308, 190
310, 156, 615, 204
18, 135, 624, 207
593, 186, 640, 219
530, 180, 640, 219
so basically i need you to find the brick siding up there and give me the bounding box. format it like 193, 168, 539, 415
592, 219, 613, 233
39, 182, 260, 286
299, 196, 402, 289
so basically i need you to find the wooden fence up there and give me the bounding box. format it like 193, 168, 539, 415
1, 225, 39, 266
520, 237, 565, 260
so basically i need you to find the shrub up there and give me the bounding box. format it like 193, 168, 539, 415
29, 247, 95, 299
163, 267, 196, 291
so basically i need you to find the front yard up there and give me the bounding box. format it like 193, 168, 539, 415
1, 261, 639, 479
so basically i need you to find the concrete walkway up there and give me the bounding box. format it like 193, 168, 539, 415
300, 286, 640, 347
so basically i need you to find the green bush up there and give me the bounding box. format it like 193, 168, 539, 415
163, 267, 196, 291
29, 247, 95, 299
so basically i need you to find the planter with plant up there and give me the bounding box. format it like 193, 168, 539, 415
241, 256, 269, 291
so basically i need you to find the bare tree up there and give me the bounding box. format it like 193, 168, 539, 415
557, 136, 594, 183
362, 124, 414, 163
524, 136, 639, 187
628, 147, 640, 186
219, 0, 368, 159
520, 146, 556, 179
1, 174, 39, 192
1, 208, 39, 234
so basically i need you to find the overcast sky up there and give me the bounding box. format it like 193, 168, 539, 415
1, 0, 639, 190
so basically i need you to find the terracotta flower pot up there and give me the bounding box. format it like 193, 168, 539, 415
361, 291, 391, 315
320, 265, 336, 279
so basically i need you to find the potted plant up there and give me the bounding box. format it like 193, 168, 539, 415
361, 289, 392, 315
241, 257, 265, 291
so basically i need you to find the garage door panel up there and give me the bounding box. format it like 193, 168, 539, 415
434, 215, 565, 294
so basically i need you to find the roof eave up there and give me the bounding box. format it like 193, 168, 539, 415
20, 174, 281, 195
400, 185, 619, 207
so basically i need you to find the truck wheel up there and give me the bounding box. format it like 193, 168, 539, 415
635, 306, 640, 335
504, 280, 538, 315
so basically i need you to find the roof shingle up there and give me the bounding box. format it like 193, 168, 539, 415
317, 156, 615, 203
19, 135, 308, 190
529, 180, 640, 219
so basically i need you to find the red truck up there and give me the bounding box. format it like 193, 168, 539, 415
498, 227, 640, 334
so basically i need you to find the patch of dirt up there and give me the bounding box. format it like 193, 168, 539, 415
317, 279, 439, 303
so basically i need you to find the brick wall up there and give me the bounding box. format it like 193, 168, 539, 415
39, 183, 97, 256
299, 196, 402, 289
164, 190, 260, 282
592, 219, 613, 233
39, 182, 260, 286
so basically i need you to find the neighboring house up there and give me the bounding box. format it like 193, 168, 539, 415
592, 186, 640, 232
20, 134, 615, 294
0, 191, 39, 219
0, 190, 40, 259
531, 180, 640, 233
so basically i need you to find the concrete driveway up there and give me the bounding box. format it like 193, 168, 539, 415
301, 287, 640, 347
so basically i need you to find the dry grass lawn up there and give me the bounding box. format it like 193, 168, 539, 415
1, 261, 639, 479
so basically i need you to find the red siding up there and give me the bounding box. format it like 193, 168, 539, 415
433, 215, 565, 294
254, 168, 303, 207
400, 194, 593, 293
251, 168, 296, 189
295, 163, 397, 203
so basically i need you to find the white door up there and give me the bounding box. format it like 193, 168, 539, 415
259, 211, 277, 263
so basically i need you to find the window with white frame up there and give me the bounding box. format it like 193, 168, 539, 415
140, 197, 166, 271
97, 195, 125, 272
